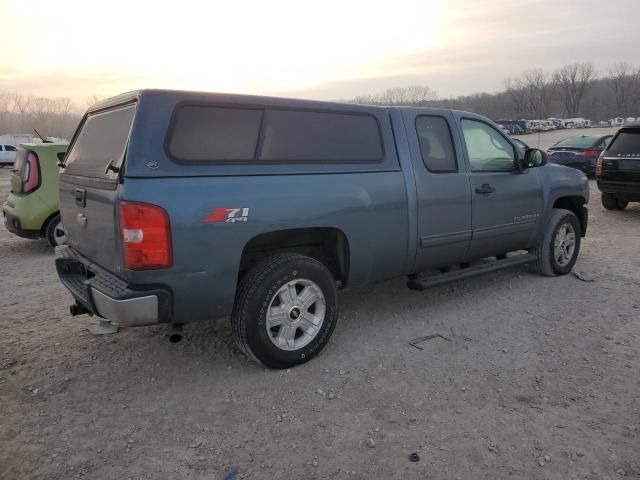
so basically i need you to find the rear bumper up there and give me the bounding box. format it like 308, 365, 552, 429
549, 158, 595, 176
55, 245, 172, 326
597, 180, 640, 201
2, 210, 41, 239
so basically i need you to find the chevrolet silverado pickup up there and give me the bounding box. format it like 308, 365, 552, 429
55, 90, 589, 368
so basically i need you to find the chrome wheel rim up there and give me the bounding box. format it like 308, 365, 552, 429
266, 278, 326, 351
53, 222, 67, 246
554, 222, 576, 267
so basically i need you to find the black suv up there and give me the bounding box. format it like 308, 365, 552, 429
597, 126, 640, 210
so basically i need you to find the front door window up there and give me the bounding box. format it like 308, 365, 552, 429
461, 119, 516, 172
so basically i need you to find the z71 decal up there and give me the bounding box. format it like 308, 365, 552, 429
204, 207, 250, 224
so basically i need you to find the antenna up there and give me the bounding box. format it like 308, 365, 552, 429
33, 129, 52, 143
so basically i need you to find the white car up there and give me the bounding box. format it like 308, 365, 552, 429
0, 144, 18, 167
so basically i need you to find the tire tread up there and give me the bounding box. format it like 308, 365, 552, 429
530, 208, 580, 276
231, 253, 318, 367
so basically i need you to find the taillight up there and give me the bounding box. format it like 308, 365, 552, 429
22, 152, 40, 193
119, 201, 172, 270
596, 152, 605, 176
581, 149, 599, 158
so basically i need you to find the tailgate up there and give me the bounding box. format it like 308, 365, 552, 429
59, 102, 136, 272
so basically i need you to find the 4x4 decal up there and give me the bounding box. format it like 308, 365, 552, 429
204, 207, 250, 224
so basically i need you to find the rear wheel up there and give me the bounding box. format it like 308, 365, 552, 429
45, 214, 66, 247
530, 209, 581, 277
601, 193, 628, 211
231, 253, 338, 369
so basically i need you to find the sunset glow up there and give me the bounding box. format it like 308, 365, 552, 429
1, 0, 638, 103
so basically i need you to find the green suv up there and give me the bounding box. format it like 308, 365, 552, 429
3, 143, 69, 246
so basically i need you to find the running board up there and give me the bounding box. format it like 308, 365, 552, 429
407, 254, 537, 291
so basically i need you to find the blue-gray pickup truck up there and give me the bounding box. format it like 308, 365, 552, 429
55, 90, 589, 368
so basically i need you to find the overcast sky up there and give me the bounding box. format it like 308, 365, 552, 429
1, 0, 639, 104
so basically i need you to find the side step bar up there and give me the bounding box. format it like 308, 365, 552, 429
407, 254, 537, 291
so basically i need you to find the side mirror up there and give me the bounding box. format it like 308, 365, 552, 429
522, 148, 547, 169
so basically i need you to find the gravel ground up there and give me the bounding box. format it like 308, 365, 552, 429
1, 130, 639, 479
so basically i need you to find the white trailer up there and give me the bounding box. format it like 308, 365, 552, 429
0, 134, 33, 147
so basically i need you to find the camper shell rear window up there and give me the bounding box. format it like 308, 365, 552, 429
64, 103, 136, 178
166, 104, 384, 164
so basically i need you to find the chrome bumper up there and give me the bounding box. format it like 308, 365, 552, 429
55, 245, 170, 327
91, 289, 159, 327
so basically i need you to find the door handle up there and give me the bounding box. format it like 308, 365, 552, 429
75, 188, 86, 207
475, 184, 496, 195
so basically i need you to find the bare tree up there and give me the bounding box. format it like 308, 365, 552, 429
607, 62, 640, 116
352, 86, 436, 106
54, 97, 74, 116
552, 63, 596, 117
86, 94, 103, 108
0, 92, 12, 112
521, 70, 550, 118
504, 78, 527, 118
11, 93, 34, 130
0, 92, 12, 128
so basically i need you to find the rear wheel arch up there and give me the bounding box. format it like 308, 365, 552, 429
237, 227, 350, 287
40, 210, 61, 236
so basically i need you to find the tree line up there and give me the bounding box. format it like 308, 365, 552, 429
350, 62, 640, 122
2, 62, 639, 140
0, 93, 97, 140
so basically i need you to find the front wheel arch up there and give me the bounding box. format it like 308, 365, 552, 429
530, 208, 581, 276
552, 196, 587, 236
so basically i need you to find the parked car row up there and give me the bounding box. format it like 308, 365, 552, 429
497, 118, 595, 134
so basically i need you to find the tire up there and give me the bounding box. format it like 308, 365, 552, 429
530, 209, 581, 277
45, 214, 66, 247
231, 253, 338, 369
601, 193, 628, 211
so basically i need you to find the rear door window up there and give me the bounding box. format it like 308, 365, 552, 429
607, 130, 640, 157
5, 145, 17, 151
415, 116, 457, 172
64, 103, 136, 178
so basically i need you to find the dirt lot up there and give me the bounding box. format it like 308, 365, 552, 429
1, 130, 639, 479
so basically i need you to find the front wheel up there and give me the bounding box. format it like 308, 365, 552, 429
601, 193, 628, 211
231, 253, 338, 369
530, 209, 581, 277
45, 214, 66, 247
